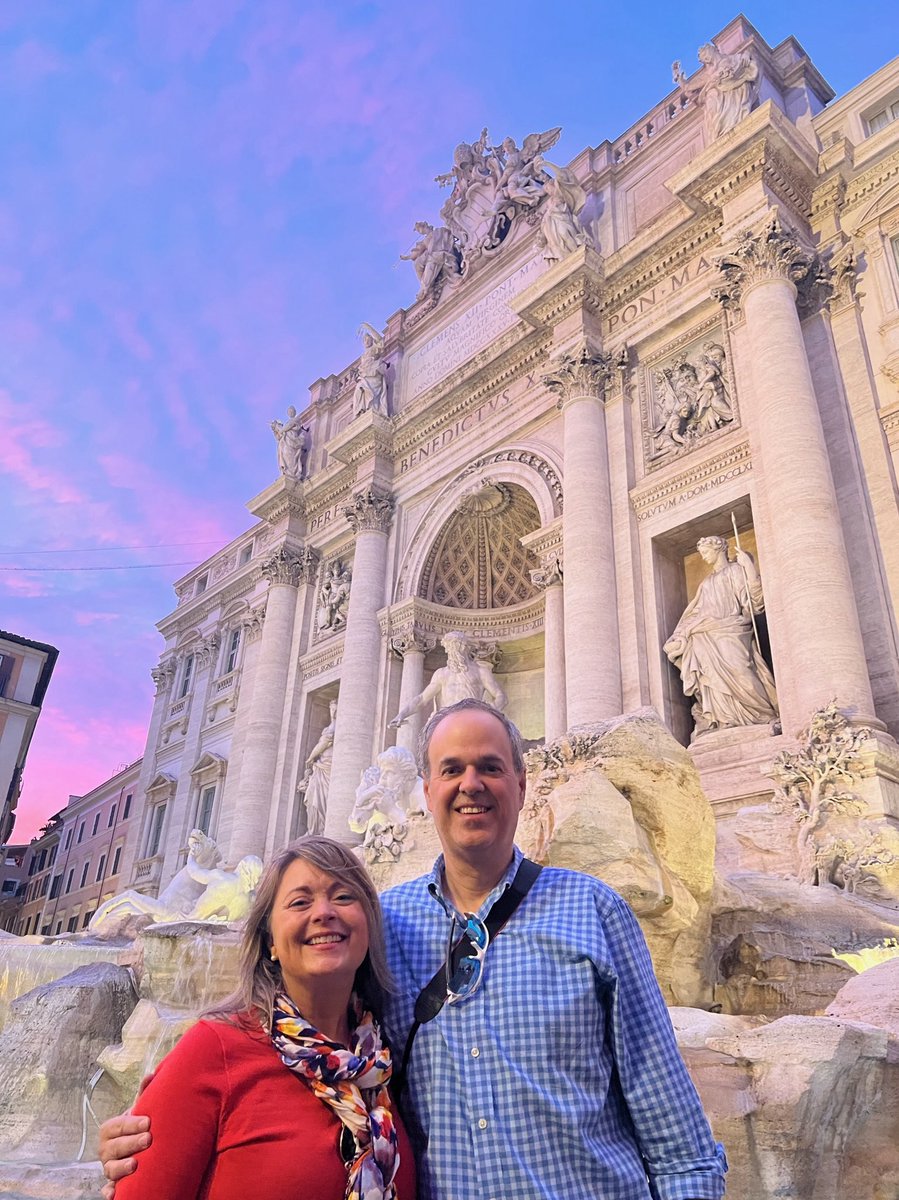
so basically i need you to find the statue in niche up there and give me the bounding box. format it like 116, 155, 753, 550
399, 220, 461, 300
663, 534, 778, 739
389, 630, 508, 728
536, 160, 593, 262
352, 323, 389, 418
297, 698, 337, 836
271, 405, 310, 480
317, 560, 352, 632
672, 42, 759, 140
651, 342, 732, 459
89, 831, 262, 935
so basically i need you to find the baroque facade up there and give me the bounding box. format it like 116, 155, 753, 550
125, 16, 899, 894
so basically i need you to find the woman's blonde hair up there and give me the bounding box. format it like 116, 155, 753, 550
208, 836, 392, 1029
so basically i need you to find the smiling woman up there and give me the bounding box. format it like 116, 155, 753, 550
110, 837, 417, 1200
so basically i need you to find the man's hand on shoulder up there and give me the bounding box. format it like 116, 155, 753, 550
98, 1112, 151, 1196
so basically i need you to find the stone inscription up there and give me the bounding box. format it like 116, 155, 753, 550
606, 255, 713, 334
399, 388, 520, 474
405, 256, 546, 400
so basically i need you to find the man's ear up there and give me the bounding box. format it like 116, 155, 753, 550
423, 775, 436, 814
516, 770, 526, 809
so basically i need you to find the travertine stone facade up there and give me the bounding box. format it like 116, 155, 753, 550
127, 16, 899, 888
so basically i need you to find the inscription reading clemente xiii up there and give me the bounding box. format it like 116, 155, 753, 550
405, 256, 546, 400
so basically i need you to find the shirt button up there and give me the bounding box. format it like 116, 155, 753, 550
478, 1118, 488, 1129
470, 1046, 480, 1057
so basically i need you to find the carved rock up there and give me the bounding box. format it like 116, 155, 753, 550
825, 956, 899, 1037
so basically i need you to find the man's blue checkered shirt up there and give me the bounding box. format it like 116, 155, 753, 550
381, 847, 727, 1200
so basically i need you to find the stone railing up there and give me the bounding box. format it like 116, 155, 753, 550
132, 855, 163, 890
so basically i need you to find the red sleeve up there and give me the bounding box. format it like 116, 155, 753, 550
115, 1020, 226, 1200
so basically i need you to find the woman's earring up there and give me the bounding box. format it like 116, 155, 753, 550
270, 948, 278, 962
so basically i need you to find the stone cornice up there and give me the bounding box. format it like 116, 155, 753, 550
303, 471, 355, 526
519, 517, 563, 561
325, 410, 394, 469
344, 487, 395, 534
298, 641, 344, 681
246, 476, 306, 525
630, 438, 752, 521
881, 404, 899, 451
844, 147, 899, 221
510, 245, 604, 330
599, 213, 721, 318
158, 566, 264, 638
378, 594, 545, 642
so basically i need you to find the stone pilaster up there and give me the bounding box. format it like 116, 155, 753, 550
530, 552, 567, 740
716, 210, 879, 732
390, 633, 436, 757
324, 488, 395, 840
225, 547, 302, 861
543, 346, 621, 725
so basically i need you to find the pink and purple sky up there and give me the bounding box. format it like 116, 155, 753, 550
1, 1, 894, 842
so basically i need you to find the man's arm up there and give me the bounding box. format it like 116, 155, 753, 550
388, 672, 443, 728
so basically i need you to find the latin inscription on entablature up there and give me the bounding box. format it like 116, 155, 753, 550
404, 255, 547, 400
398, 388, 518, 475
605, 254, 714, 335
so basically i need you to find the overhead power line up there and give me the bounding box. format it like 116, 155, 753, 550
0, 540, 223, 555
0, 562, 200, 573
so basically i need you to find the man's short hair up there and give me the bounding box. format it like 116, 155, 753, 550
417, 698, 526, 777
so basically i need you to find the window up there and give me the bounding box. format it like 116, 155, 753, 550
0, 651, 13, 696
91, 813, 101, 837
28, 856, 37, 877
867, 99, 899, 135
148, 804, 167, 857
77, 821, 85, 844
49, 874, 62, 900
80, 861, 90, 889
195, 574, 208, 596
40, 874, 50, 897
55, 920, 63, 936
1, 879, 16, 895
67, 916, 78, 933
96, 855, 107, 883
64, 828, 74, 851
21, 916, 30, 936
38, 849, 47, 871
197, 786, 216, 836
225, 628, 241, 674
123, 794, 133, 819
239, 543, 253, 566
82, 911, 94, 929
41, 922, 51, 936
180, 655, 195, 698
49, 844, 58, 866
107, 804, 117, 828
65, 868, 75, 894
111, 846, 122, 876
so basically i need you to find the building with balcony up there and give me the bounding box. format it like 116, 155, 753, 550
0, 630, 58, 845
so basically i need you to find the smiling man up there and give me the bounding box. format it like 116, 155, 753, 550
100, 699, 725, 1200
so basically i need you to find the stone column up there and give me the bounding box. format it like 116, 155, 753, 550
531, 553, 567, 740
324, 488, 395, 840
716, 211, 879, 730
226, 548, 301, 860
544, 347, 621, 725
390, 633, 433, 757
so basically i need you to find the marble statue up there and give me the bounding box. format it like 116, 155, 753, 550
651, 342, 733, 457
317, 560, 351, 631
352, 323, 389, 418
349, 746, 425, 836
271, 405, 310, 480
664, 535, 778, 738
297, 699, 337, 835
673, 42, 759, 140
400, 220, 461, 299
184, 854, 263, 922
389, 630, 507, 728
89, 833, 261, 933
537, 160, 593, 262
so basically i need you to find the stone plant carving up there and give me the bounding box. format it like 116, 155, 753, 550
349, 746, 426, 864
271, 405, 310, 480
400, 125, 563, 299
664, 535, 778, 738
352, 323, 389, 418
672, 41, 759, 140
317, 559, 352, 632
769, 702, 872, 886
650, 342, 733, 459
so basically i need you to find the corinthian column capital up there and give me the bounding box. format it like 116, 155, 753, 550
530, 551, 563, 589
715, 210, 818, 306
543, 343, 613, 405
261, 546, 302, 587
344, 486, 395, 535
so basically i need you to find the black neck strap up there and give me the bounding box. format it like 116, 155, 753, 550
395, 857, 542, 1093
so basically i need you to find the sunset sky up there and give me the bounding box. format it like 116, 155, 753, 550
1, 1, 894, 842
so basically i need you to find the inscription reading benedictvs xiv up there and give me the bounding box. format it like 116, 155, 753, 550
405, 256, 547, 400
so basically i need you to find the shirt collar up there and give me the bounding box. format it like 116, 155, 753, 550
428, 845, 523, 919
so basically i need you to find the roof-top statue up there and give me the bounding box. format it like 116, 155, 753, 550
672, 41, 759, 140
400, 126, 563, 301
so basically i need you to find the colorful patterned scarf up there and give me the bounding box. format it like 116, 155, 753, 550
271, 992, 399, 1200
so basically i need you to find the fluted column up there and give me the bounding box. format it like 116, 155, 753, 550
544, 347, 621, 725
390, 633, 433, 756
531, 553, 567, 740
324, 488, 395, 840
716, 211, 878, 731
227, 548, 301, 860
